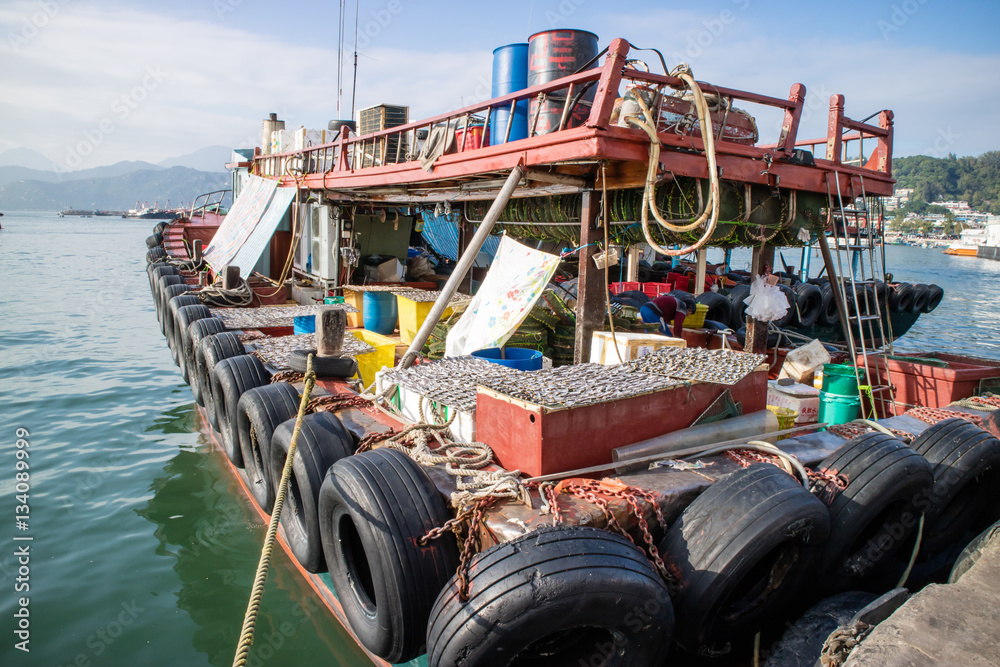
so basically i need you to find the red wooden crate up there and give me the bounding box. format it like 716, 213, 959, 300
861, 353, 1000, 417
475, 370, 768, 477
610, 281, 641, 295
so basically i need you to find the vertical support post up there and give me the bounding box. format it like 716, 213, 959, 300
694, 247, 708, 296
222, 265, 241, 290
574, 190, 605, 364
626, 245, 641, 282
745, 244, 774, 354
457, 210, 473, 295
826, 94, 845, 164
192, 239, 204, 263
585, 38, 630, 129
777, 83, 806, 156
316, 307, 347, 357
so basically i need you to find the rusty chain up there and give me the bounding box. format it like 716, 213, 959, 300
906, 406, 983, 426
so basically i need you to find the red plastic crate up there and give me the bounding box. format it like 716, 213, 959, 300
642, 282, 673, 298
610, 281, 641, 295
668, 273, 690, 292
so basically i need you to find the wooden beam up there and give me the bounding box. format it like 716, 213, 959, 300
745, 244, 774, 354
574, 190, 605, 364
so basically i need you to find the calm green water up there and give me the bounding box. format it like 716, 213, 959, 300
1, 214, 998, 667
0, 213, 374, 667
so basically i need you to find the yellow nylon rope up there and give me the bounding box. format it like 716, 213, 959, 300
233, 354, 317, 667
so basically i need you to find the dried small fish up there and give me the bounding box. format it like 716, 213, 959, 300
210, 304, 357, 330
249, 333, 373, 370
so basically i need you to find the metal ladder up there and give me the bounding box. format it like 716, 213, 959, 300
823, 171, 897, 417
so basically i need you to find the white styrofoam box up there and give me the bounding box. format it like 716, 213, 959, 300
293, 128, 329, 151
589, 331, 686, 365
271, 129, 295, 154
375, 371, 476, 443
767, 380, 820, 424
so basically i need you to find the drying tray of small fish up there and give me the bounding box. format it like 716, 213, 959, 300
394, 289, 472, 304
377, 356, 524, 411
248, 333, 374, 370
209, 304, 356, 330
478, 363, 681, 409
342, 285, 414, 292
625, 347, 767, 386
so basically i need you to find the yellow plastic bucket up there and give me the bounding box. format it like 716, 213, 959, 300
766, 405, 798, 439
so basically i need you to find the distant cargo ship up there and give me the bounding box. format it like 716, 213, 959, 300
58, 208, 127, 217
124, 201, 183, 220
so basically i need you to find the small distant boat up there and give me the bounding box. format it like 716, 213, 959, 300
943, 242, 979, 256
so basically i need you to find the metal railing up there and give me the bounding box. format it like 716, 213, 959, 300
189, 190, 232, 219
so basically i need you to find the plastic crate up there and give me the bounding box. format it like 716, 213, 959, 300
396, 294, 454, 345
685, 303, 708, 328
351, 330, 397, 390
642, 282, 673, 298
610, 281, 641, 295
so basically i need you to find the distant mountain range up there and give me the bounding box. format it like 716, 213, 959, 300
0, 145, 235, 211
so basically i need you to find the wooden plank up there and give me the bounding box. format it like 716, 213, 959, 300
574, 190, 604, 364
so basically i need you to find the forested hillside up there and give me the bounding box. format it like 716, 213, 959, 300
893, 152, 1000, 214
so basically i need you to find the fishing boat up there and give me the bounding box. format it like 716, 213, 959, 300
143, 30, 1000, 666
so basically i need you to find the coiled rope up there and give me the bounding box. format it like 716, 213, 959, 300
232, 354, 317, 667
624, 64, 721, 256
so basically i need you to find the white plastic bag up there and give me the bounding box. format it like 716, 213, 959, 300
744, 276, 790, 322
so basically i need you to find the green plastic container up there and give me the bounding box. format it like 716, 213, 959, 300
819, 390, 860, 426
822, 363, 866, 396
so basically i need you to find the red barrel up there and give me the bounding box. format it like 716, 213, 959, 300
527, 29, 599, 136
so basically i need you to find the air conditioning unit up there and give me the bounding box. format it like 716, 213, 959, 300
309, 204, 339, 281
294, 203, 312, 272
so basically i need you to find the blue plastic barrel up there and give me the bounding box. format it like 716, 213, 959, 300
293, 315, 316, 335
490, 43, 529, 145
363, 291, 397, 335
471, 347, 543, 371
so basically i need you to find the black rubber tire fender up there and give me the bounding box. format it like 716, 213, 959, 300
156, 276, 185, 331
793, 282, 823, 328
924, 284, 944, 312
146, 247, 167, 264
427, 526, 675, 667
270, 411, 356, 572
210, 354, 270, 466
318, 448, 459, 663
153, 221, 167, 235
173, 305, 214, 383
146, 232, 163, 248
890, 283, 914, 313
948, 518, 1000, 583
659, 463, 831, 655
774, 284, 796, 327
909, 283, 929, 314
165, 295, 201, 362
909, 418, 1000, 560
289, 348, 359, 378
696, 291, 732, 326
185, 317, 228, 405
196, 332, 246, 425
818, 282, 840, 327
728, 284, 751, 330
616, 289, 650, 305
149, 263, 179, 295
236, 382, 301, 512
811, 432, 933, 591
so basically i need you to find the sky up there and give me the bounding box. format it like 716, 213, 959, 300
1, 0, 999, 171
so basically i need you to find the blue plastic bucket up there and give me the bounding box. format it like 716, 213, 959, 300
293, 315, 315, 335
471, 347, 543, 371
490, 43, 529, 145
363, 291, 397, 335
818, 390, 861, 426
